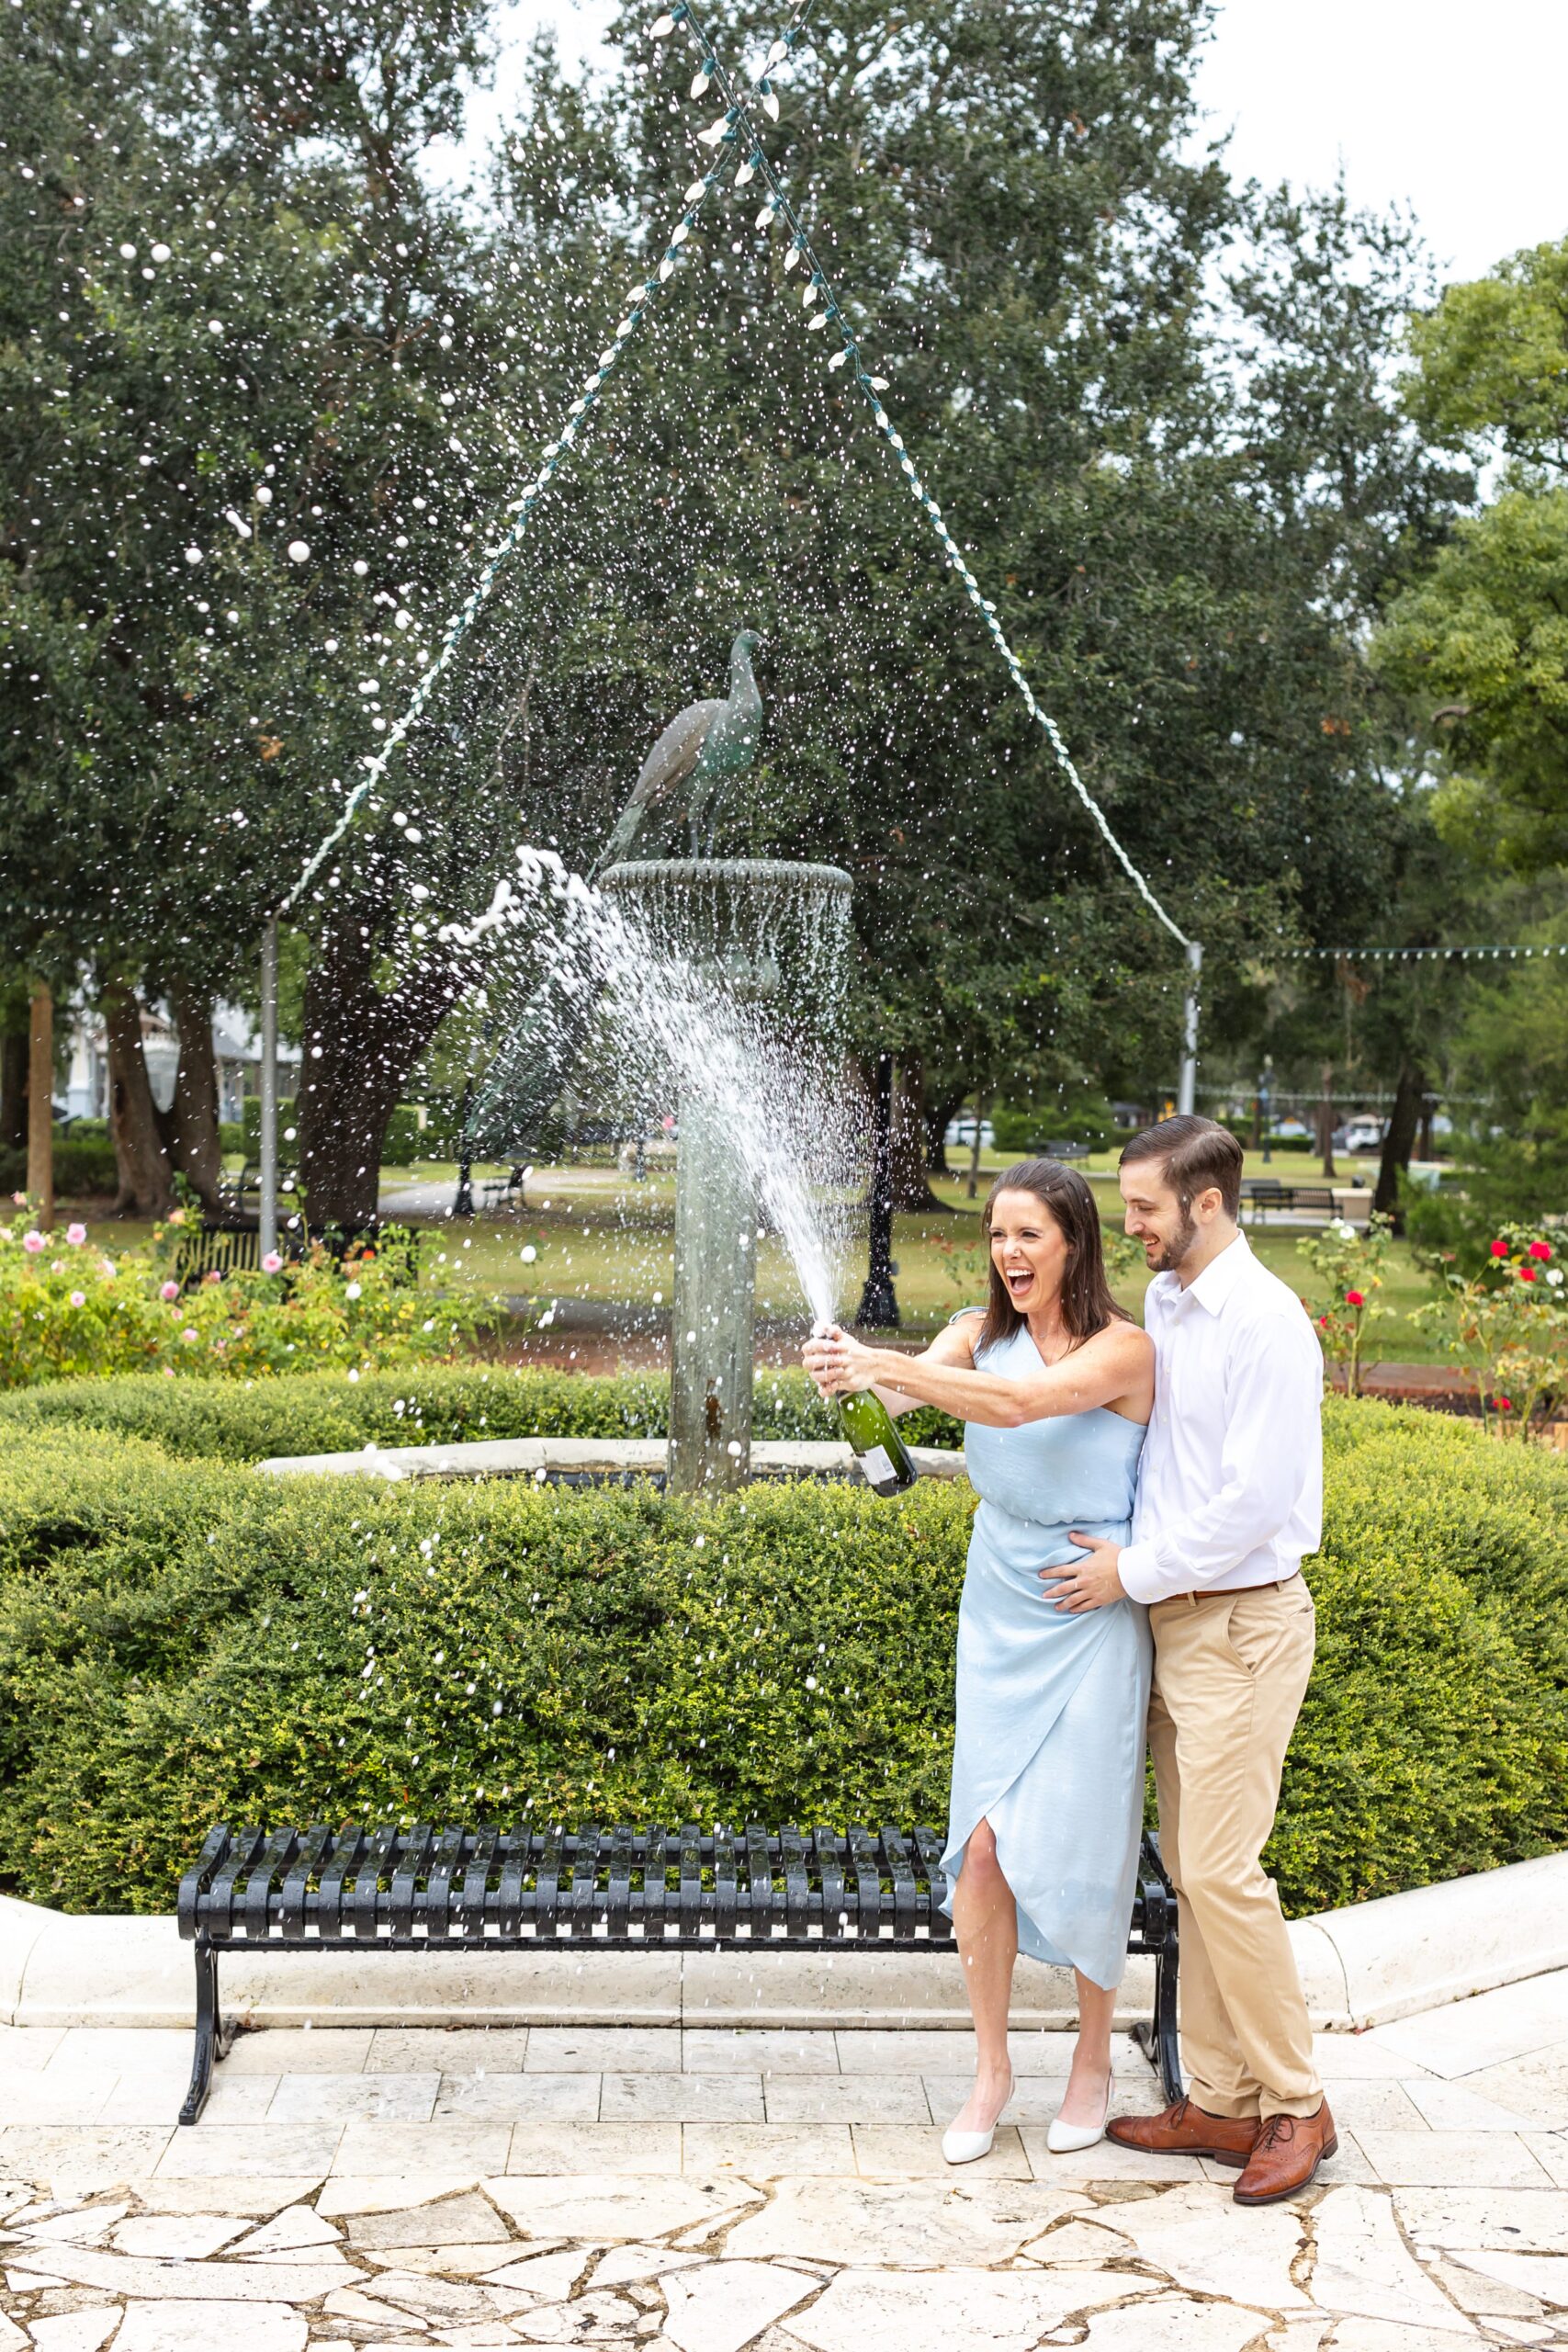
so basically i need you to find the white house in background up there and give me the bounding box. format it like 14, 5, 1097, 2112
60, 1001, 301, 1125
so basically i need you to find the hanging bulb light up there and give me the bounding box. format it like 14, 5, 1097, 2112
735, 155, 756, 186
691, 59, 714, 95
802, 280, 818, 305
650, 10, 676, 34
765, 36, 788, 64
869, 375, 889, 390
698, 113, 732, 146
807, 307, 828, 330
827, 347, 849, 368
755, 199, 778, 228
759, 80, 781, 119
684, 179, 707, 203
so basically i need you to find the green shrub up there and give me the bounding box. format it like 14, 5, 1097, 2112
0, 1140, 118, 1196
0, 1397, 1562, 1918
0, 1364, 965, 1458
243, 1096, 298, 1153
219, 1121, 244, 1157
381, 1106, 424, 1167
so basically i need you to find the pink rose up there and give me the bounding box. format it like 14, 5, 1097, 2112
1490, 1239, 1509, 1259
1529, 1239, 1552, 1261
262, 1250, 283, 1273
161, 1281, 180, 1302
70, 1290, 85, 1307
181, 1327, 198, 1343
1344, 1289, 1366, 1307
22, 1231, 44, 1254
204, 1268, 222, 1285
100, 1258, 115, 1278
66, 1222, 86, 1246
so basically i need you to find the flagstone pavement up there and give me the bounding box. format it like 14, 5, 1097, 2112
3, 1970, 1567, 2351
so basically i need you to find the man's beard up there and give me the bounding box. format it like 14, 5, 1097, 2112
1146, 1208, 1199, 1274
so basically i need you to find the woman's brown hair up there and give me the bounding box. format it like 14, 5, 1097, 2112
977, 1158, 1130, 1356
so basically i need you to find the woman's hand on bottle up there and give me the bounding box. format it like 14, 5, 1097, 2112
804, 1324, 880, 1396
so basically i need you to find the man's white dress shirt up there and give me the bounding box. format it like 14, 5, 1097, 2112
1116, 1229, 1324, 1607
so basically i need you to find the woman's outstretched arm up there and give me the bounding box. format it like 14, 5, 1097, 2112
805, 1311, 979, 1416
804, 1318, 1152, 1428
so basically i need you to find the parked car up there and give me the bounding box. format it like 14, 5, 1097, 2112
1343, 1116, 1387, 1155
1271, 1117, 1312, 1141
943, 1117, 996, 1150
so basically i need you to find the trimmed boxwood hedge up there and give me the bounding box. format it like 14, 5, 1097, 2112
0, 1363, 965, 1458
0, 1394, 1563, 1920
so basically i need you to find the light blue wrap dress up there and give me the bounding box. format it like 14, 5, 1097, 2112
941, 1320, 1153, 1989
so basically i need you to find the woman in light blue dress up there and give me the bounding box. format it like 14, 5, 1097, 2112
806, 1159, 1153, 2163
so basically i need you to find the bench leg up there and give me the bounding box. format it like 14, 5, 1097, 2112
179, 1937, 231, 2124
1130, 1921, 1183, 2106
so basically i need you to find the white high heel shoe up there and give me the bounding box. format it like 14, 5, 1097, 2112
942, 2070, 1013, 2165
1046, 2074, 1112, 2154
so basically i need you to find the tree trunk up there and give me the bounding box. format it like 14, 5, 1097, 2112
0, 1023, 27, 1151
160, 978, 224, 1209
1373, 1062, 1424, 1227
856, 1050, 899, 1328
103, 979, 175, 1216
1319, 1063, 1337, 1180
28, 985, 54, 1228
926, 1084, 966, 1179
298, 919, 460, 1232
887, 1055, 951, 1214
967, 1091, 987, 1201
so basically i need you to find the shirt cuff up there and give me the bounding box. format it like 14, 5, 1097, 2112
1116, 1539, 1170, 1606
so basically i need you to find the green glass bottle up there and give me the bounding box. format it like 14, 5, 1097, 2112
837, 1385, 919, 1498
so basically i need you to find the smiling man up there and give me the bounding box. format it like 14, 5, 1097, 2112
1042, 1112, 1332, 2206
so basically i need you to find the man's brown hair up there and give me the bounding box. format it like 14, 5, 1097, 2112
1120, 1114, 1244, 1220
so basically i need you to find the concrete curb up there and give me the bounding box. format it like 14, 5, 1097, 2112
255, 1437, 968, 1485
6, 1851, 1564, 2036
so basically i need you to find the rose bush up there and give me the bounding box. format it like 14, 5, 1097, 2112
0, 1203, 488, 1387
1415, 1223, 1568, 1438
1297, 1214, 1395, 1397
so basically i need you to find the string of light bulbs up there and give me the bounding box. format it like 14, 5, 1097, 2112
278, 0, 820, 915
663, 0, 1194, 953
1283, 944, 1568, 963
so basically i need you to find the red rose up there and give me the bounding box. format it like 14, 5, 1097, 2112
1520, 1266, 1537, 1283
1345, 1289, 1365, 1307
1494, 1396, 1513, 1411
1529, 1239, 1552, 1261
1490, 1239, 1509, 1258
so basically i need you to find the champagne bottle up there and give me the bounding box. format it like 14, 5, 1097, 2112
837, 1384, 919, 1498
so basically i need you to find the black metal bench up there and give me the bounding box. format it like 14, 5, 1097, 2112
1242, 1179, 1339, 1225
176, 1823, 1180, 2124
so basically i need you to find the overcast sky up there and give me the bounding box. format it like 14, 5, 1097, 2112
468, 0, 1565, 287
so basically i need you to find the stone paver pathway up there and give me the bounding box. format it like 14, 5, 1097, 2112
3, 1973, 1567, 2349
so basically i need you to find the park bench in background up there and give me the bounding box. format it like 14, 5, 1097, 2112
1242, 1178, 1339, 1224
480, 1163, 530, 1209
176, 1822, 1180, 2123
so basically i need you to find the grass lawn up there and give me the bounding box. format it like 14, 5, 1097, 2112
61, 1144, 1450, 1362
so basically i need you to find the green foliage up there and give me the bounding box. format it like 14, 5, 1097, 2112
992, 1088, 1117, 1155
0, 1214, 486, 1387
0, 1398, 1562, 1917
242, 1100, 297, 1157
0, 1139, 118, 1197
381, 1107, 425, 1169
0, 1363, 963, 1458
1404, 237, 1568, 474
1371, 489, 1568, 874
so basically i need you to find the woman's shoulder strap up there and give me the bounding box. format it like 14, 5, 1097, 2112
948, 1305, 985, 1322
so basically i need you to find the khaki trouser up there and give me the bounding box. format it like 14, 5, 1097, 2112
1146, 1577, 1322, 2120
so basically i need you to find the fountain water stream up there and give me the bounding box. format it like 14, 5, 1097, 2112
449, 845, 853, 1492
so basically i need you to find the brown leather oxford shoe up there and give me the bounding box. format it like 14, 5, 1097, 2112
1105, 2095, 1260, 2166
1232, 2100, 1338, 2205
